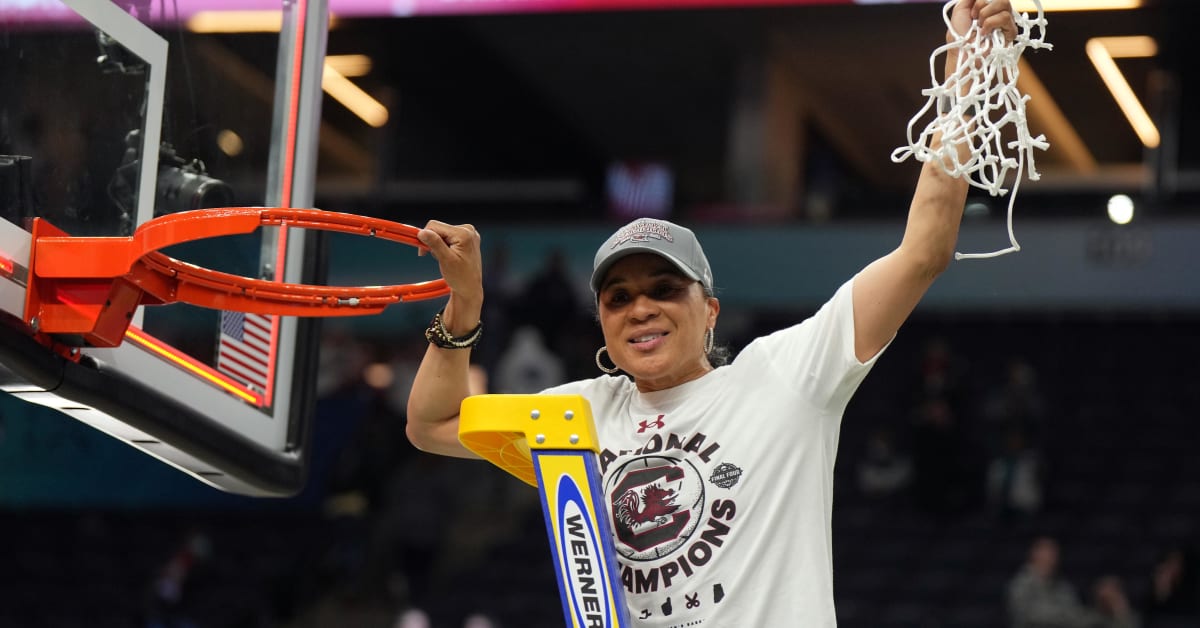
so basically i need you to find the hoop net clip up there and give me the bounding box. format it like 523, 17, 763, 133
23, 207, 449, 347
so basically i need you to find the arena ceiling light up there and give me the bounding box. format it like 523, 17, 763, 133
1013, 0, 1142, 11
323, 55, 389, 127
322, 62, 389, 127
1086, 36, 1159, 149
324, 54, 372, 78
187, 15, 388, 129
186, 10, 340, 33
1107, 194, 1135, 225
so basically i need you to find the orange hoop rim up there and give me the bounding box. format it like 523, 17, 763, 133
32, 207, 450, 316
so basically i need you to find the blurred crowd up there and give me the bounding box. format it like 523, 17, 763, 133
1005, 536, 1198, 628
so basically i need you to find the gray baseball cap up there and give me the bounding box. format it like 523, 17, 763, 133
590, 218, 714, 294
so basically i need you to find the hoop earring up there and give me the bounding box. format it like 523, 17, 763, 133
595, 346, 620, 374
704, 328, 714, 355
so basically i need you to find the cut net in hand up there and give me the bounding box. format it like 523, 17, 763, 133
891, 0, 1052, 260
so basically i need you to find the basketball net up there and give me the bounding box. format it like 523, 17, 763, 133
891, 0, 1051, 260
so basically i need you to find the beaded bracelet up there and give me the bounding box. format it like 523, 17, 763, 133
424, 309, 482, 349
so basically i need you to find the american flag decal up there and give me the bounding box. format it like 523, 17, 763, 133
217, 310, 274, 392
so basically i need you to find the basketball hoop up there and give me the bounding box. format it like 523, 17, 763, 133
891, 0, 1051, 260
24, 207, 449, 347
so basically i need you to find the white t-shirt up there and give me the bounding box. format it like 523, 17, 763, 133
542, 278, 885, 627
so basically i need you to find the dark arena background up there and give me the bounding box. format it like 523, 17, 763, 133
2, 1, 1199, 627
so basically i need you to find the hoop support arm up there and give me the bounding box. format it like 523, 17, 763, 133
24, 208, 450, 347
458, 394, 630, 627
459, 394, 601, 487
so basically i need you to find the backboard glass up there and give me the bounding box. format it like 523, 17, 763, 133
0, 0, 329, 496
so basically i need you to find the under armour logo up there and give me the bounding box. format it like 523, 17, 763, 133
637, 415, 666, 433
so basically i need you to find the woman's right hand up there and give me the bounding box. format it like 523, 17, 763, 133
417, 220, 484, 331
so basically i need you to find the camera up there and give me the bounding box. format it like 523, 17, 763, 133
154, 142, 234, 215
109, 130, 234, 229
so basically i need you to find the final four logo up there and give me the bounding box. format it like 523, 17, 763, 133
709, 462, 743, 489
610, 219, 674, 248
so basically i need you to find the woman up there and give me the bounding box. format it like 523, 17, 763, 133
407, 2, 1017, 624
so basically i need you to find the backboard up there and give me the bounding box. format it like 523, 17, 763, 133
0, 0, 330, 496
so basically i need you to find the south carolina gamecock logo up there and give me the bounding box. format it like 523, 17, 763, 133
605, 456, 704, 561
